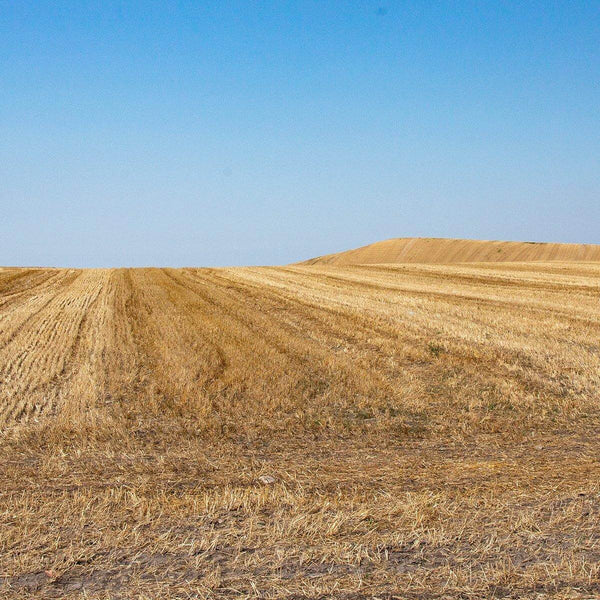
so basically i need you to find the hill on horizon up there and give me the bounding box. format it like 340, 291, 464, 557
299, 237, 600, 265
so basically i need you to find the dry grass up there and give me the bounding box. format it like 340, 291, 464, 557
301, 237, 600, 265
1, 262, 599, 599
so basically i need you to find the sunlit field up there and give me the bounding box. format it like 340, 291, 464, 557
1, 263, 599, 598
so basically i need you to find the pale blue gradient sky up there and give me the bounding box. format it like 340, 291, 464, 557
1, 1, 599, 267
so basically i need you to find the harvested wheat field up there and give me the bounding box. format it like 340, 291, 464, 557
1, 263, 600, 599
301, 237, 600, 266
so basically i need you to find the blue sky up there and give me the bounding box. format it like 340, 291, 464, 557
2, 1, 599, 267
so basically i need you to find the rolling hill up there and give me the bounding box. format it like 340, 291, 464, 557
300, 237, 600, 265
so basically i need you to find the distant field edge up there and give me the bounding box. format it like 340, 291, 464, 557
297, 237, 600, 266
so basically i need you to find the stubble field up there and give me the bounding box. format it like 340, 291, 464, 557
1, 263, 599, 599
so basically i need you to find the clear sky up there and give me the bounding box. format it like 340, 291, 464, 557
2, 1, 599, 267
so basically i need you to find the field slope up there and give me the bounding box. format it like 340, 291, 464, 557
300, 237, 600, 265
1, 264, 599, 598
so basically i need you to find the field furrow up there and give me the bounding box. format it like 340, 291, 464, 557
0, 271, 108, 424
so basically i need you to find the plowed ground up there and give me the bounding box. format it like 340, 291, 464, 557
1, 264, 599, 599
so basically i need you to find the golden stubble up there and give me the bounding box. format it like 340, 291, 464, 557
0, 262, 599, 598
